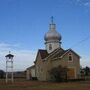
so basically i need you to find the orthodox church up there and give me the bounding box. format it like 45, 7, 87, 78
26, 18, 80, 81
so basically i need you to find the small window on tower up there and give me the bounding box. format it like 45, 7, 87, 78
49, 44, 52, 50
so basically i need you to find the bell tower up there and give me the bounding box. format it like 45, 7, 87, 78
5, 51, 14, 83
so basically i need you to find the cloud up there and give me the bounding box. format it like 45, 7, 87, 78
0, 43, 21, 51
0, 43, 37, 71
76, 0, 90, 8
84, 2, 90, 7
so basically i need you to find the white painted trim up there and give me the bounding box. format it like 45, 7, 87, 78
68, 53, 73, 62
60, 49, 80, 58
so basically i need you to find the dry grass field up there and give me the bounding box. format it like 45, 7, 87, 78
0, 79, 90, 90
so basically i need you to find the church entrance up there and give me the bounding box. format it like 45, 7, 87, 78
67, 68, 76, 79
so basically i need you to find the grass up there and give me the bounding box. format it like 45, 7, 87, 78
0, 79, 90, 90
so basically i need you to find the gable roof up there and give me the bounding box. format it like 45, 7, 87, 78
60, 48, 80, 58
5, 54, 14, 57
44, 48, 66, 60
44, 48, 80, 60
27, 65, 35, 70
39, 49, 49, 59
34, 49, 49, 63
34, 48, 80, 63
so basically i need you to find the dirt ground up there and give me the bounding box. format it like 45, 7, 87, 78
0, 79, 90, 90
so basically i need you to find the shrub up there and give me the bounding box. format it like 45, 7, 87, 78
0, 70, 5, 78
49, 65, 68, 82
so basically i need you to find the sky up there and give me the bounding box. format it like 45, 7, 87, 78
0, 0, 90, 71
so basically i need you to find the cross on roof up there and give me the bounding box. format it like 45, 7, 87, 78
51, 16, 54, 24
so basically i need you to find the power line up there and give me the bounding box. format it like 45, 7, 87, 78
70, 35, 90, 48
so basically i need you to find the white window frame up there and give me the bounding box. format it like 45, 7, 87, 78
68, 53, 73, 62
49, 44, 52, 50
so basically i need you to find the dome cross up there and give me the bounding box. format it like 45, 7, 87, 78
51, 16, 54, 24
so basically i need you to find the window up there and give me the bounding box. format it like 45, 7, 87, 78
68, 53, 73, 62
49, 44, 52, 50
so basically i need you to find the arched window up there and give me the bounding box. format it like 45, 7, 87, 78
68, 53, 73, 62
49, 44, 52, 50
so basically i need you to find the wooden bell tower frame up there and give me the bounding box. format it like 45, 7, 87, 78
5, 52, 14, 83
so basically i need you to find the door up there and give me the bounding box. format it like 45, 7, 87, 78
67, 68, 75, 79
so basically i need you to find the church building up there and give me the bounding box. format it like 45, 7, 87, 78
26, 18, 80, 81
